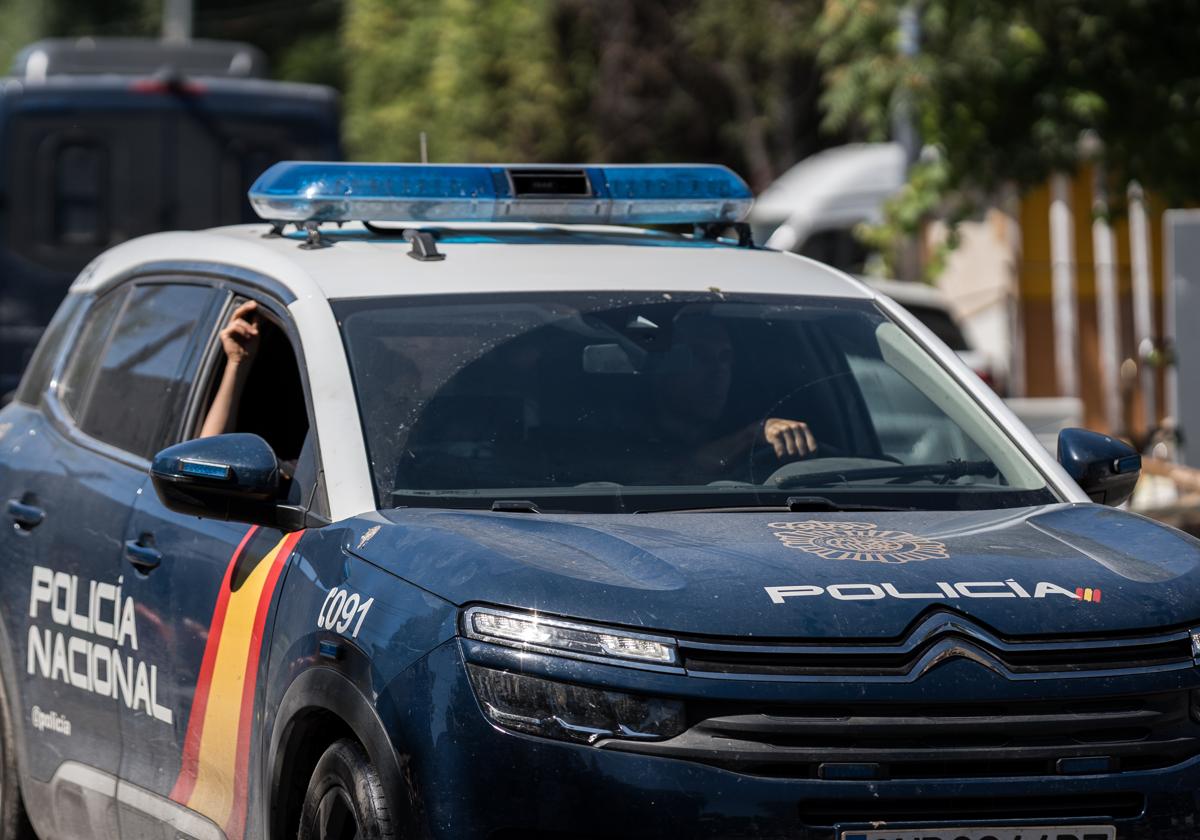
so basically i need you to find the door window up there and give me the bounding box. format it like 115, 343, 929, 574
14, 293, 87, 406
58, 286, 128, 418
78, 284, 220, 458
194, 300, 322, 511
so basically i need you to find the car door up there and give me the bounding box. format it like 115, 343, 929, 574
0, 294, 93, 839
3, 280, 223, 838
116, 289, 325, 840
6, 285, 143, 840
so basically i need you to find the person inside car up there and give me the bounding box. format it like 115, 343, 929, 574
199, 299, 314, 502
641, 313, 815, 483
200, 299, 260, 438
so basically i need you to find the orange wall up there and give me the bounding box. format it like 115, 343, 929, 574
1015, 170, 1167, 439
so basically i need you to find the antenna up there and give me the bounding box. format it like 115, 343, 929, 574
162, 0, 193, 41
419, 132, 429, 164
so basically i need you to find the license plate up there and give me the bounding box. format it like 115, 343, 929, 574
840, 827, 1115, 840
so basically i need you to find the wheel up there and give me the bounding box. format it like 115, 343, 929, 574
297, 739, 394, 840
0, 678, 35, 840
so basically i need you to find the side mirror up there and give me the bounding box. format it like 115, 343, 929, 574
150, 433, 280, 525
1057, 428, 1141, 507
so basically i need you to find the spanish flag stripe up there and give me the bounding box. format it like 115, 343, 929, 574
167, 531, 303, 833
224, 530, 301, 840
184, 534, 294, 824
170, 524, 259, 804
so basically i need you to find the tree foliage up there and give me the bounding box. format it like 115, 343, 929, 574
344, 0, 570, 163
344, 0, 831, 189
818, 0, 1200, 244
6, 0, 837, 189
0, 0, 343, 88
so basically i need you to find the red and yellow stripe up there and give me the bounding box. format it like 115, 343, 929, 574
170, 526, 303, 839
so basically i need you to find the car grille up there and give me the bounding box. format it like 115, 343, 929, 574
682, 636, 1192, 676
677, 612, 1195, 678
603, 613, 1200, 780
604, 691, 1200, 779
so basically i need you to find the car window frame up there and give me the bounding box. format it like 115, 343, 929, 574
12, 291, 88, 407
332, 291, 1063, 509
74, 279, 226, 460
56, 283, 131, 423
44, 287, 144, 470
44, 278, 224, 469
43, 264, 331, 517
171, 278, 330, 521
870, 291, 1074, 501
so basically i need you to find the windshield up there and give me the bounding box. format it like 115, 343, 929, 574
334, 293, 1054, 513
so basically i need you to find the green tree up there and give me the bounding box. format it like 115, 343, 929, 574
343, 0, 831, 187
193, 0, 346, 89
0, 0, 44, 72
559, 0, 826, 188
344, 0, 569, 163
817, 0, 1200, 269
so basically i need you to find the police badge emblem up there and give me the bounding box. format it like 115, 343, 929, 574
769, 520, 948, 564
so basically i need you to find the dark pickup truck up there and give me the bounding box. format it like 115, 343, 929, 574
0, 37, 340, 397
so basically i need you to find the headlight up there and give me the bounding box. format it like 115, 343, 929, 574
1191, 628, 1200, 663
463, 606, 679, 669
467, 664, 686, 745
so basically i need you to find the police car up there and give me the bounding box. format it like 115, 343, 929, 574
0, 161, 1192, 840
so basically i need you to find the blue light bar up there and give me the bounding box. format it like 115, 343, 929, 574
247, 162, 753, 226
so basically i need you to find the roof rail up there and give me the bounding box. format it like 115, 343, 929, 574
12, 38, 267, 81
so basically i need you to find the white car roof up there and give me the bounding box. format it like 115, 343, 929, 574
70, 222, 877, 302
62, 219, 1086, 517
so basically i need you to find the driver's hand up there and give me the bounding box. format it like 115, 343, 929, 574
763, 417, 816, 459
219, 301, 260, 366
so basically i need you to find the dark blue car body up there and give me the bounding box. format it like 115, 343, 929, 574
1, 221, 1199, 840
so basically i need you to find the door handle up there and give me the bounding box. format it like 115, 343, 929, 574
6, 498, 45, 531
124, 536, 163, 572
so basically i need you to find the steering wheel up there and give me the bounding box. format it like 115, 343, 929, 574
748, 435, 814, 484
745, 380, 829, 484
748, 435, 905, 485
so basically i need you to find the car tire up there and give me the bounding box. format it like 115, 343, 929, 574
297, 739, 395, 840
0, 678, 34, 840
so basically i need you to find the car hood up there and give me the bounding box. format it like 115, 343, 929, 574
347, 503, 1200, 639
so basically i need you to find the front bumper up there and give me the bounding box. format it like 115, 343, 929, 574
381, 639, 1200, 839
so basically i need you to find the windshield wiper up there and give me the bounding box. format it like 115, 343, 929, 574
784, 495, 915, 512
639, 496, 917, 514
776, 459, 999, 491
491, 499, 541, 513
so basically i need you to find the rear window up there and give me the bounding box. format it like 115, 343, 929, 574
58, 287, 128, 418
78, 284, 218, 458
13, 293, 86, 405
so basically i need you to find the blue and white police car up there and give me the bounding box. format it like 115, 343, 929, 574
0, 161, 1194, 840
